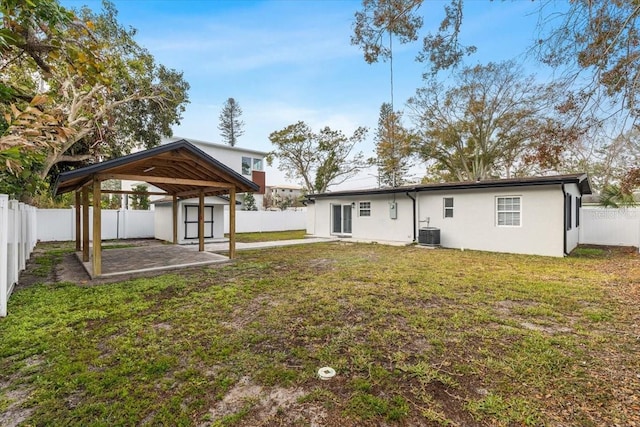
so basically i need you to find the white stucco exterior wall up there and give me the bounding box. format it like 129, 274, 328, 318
564, 183, 582, 254
312, 194, 414, 243
154, 203, 173, 242
306, 202, 316, 235
310, 182, 586, 257
416, 186, 566, 257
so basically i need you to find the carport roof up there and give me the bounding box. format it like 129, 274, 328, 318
53, 139, 260, 197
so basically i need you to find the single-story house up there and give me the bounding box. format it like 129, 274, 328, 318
306, 174, 592, 257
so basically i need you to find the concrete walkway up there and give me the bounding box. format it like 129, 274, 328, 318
202, 237, 338, 253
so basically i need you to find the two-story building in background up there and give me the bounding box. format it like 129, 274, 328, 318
121, 136, 268, 210
265, 184, 304, 210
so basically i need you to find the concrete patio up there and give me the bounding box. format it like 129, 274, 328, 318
78, 237, 338, 279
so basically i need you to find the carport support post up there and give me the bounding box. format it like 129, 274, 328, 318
75, 191, 81, 251
82, 186, 89, 262
229, 188, 236, 259
198, 190, 204, 252
172, 194, 178, 244
92, 176, 102, 277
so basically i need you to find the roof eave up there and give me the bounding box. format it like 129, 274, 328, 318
306, 174, 593, 200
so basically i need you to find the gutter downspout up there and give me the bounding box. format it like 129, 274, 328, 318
562, 184, 568, 256
406, 191, 416, 242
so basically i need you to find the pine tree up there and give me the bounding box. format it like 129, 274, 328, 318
218, 98, 245, 147
373, 103, 414, 187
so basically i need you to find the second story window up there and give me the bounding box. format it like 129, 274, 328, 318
242, 157, 251, 175
242, 156, 264, 176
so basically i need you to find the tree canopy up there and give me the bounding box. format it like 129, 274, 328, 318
408, 61, 564, 181
351, 0, 475, 74
0, 0, 189, 201
268, 121, 367, 194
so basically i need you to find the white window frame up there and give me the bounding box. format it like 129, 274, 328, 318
241, 157, 251, 176
443, 197, 454, 218
358, 201, 371, 217
496, 196, 522, 227
242, 157, 264, 176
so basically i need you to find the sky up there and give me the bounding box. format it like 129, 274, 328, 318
60, 0, 560, 190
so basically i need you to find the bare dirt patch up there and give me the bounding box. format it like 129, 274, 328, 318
204, 376, 327, 426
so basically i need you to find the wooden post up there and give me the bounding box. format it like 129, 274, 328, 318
82, 186, 90, 262
75, 191, 81, 251
229, 188, 236, 259
92, 176, 102, 277
172, 194, 178, 244
198, 191, 204, 252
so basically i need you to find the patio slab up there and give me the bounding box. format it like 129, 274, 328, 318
79, 243, 229, 279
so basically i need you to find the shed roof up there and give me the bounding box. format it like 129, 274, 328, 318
307, 173, 592, 199
54, 139, 260, 197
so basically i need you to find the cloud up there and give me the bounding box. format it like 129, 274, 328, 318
139, 8, 358, 76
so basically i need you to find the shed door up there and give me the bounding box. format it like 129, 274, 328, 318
184, 205, 214, 239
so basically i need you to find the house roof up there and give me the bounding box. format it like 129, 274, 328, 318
54, 139, 260, 197
307, 174, 592, 199
164, 136, 269, 157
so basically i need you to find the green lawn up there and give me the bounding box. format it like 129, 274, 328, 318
1, 242, 638, 426
225, 229, 307, 243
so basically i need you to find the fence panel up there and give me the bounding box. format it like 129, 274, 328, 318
37, 208, 156, 241
0, 195, 8, 317
223, 209, 307, 233
122, 210, 155, 238
36, 208, 75, 241
1, 194, 36, 317
580, 207, 640, 248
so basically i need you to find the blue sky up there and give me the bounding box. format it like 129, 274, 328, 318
61, 0, 558, 189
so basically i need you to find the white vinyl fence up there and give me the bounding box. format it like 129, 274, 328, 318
580, 207, 640, 249
36, 208, 155, 242
223, 209, 306, 233
37, 207, 307, 242
1, 195, 37, 317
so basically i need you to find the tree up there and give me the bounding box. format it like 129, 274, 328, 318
268, 121, 367, 194
351, 0, 475, 75
0, 0, 190, 202
408, 61, 562, 181
0, 0, 80, 187
218, 97, 244, 147
129, 184, 149, 210
371, 103, 415, 187
242, 192, 257, 211
100, 179, 121, 209
534, 2, 640, 121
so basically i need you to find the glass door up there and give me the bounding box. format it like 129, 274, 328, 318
331, 204, 352, 235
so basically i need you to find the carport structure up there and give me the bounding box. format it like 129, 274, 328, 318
54, 140, 259, 278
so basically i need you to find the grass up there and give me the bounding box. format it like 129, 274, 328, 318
225, 229, 306, 243
1, 241, 638, 426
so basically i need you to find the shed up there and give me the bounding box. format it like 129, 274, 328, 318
153, 195, 234, 244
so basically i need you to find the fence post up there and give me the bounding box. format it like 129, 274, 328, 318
0, 195, 8, 317
18, 202, 26, 271
9, 200, 18, 289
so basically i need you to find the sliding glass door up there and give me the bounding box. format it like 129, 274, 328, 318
331, 204, 352, 235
